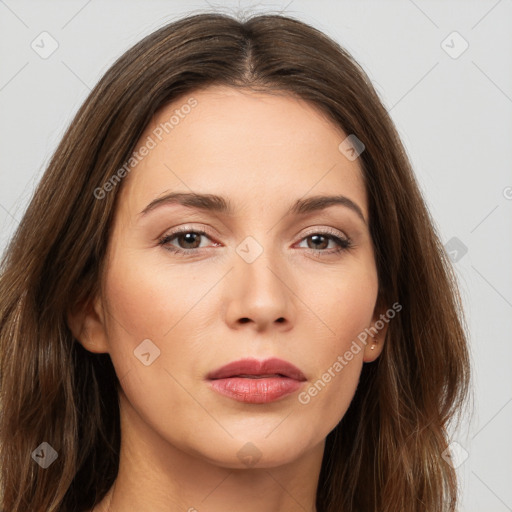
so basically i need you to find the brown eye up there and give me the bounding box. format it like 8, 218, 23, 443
298, 232, 352, 254
307, 234, 330, 250
158, 229, 215, 255
173, 232, 203, 249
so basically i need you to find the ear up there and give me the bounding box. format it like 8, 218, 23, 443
67, 293, 110, 354
362, 295, 390, 363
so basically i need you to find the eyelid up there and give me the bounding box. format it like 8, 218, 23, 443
298, 225, 349, 240
158, 224, 218, 241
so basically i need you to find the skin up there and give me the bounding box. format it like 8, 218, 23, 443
69, 85, 388, 512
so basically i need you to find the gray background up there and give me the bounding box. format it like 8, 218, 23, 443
1, 1, 511, 510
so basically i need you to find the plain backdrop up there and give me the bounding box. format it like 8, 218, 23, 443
1, 1, 511, 510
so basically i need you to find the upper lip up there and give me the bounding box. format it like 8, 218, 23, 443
207, 357, 306, 381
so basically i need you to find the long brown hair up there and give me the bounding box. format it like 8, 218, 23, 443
0, 11, 470, 511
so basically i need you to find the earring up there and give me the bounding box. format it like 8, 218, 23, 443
370, 343, 376, 350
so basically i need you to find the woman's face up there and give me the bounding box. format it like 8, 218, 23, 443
82, 85, 387, 468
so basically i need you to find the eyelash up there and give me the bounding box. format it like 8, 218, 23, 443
157, 227, 353, 257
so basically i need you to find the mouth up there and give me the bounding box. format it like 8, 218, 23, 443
206, 358, 306, 404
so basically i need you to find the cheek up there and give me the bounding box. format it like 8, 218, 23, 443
306, 262, 378, 346
100, 250, 226, 390
99, 256, 217, 445
295, 327, 366, 439
294, 267, 377, 427
103, 250, 218, 338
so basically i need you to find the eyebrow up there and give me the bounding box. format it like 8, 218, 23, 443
139, 192, 367, 224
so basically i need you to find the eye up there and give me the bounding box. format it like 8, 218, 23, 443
296, 230, 353, 255
158, 228, 216, 255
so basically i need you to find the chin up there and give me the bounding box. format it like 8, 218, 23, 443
192, 434, 314, 470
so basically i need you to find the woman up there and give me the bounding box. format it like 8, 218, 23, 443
0, 11, 470, 512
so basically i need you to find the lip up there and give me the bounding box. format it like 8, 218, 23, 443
206, 357, 306, 404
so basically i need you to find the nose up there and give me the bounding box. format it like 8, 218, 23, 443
223, 244, 296, 332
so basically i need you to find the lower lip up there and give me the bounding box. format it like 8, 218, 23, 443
208, 377, 303, 403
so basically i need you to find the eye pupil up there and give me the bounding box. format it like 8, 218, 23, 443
309, 234, 328, 250
179, 232, 201, 249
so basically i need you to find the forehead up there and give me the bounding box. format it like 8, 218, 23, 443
118, 85, 367, 219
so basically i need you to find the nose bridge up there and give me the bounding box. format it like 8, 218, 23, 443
237, 233, 286, 298
225, 231, 294, 328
